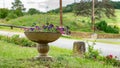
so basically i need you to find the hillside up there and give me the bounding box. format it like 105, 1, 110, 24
0, 9, 120, 33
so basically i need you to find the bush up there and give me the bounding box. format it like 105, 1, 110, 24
105, 25, 119, 34
0, 35, 35, 47
0, 8, 9, 19
85, 41, 100, 60
96, 21, 119, 34
27, 8, 40, 15
6, 12, 18, 21
96, 20, 107, 31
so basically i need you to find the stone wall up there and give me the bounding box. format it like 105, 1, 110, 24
71, 32, 120, 39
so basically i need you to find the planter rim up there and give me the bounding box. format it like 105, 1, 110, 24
24, 31, 61, 44
24, 31, 61, 34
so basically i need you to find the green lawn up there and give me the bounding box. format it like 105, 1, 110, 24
0, 41, 116, 68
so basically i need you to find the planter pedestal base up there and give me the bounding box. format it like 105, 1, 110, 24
35, 43, 53, 61
34, 56, 53, 61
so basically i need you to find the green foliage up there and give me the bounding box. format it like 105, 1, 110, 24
0, 8, 9, 19
0, 35, 35, 47
14, 9, 24, 17
105, 25, 119, 34
96, 21, 107, 31
111, 1, 120, 9
27, 8, 40, 15
48, 4, 74, 13
96, 21, 119, 34
85, 41, 100, 60
6, 11, 18, 21
11, 0, 25, 16
74, 0, 115, 18
84, 40, 120, 67
11, 0, 25, 11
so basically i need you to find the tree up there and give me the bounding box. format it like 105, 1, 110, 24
0, 8, 9, 19
74, 0, 115, 18
28, 8, 40, 15
74, 0, 115, 32
11, 0, 25, 16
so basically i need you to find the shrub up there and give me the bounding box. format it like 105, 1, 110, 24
6, 12, 18, 21
105, 25, 119, 34
85, 41, 100, 60
27, 8, 40, 15
0, 35, 35, 47
0, 8, 9, 19
96, 20, 107, 31
96, 21, 119, 34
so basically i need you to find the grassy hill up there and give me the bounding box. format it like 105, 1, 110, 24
0, 9, 120, 33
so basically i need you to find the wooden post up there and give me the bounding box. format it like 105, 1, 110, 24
73, 41, 86, 57
59, 0, 63, 27
92, 0, 95, 32
10, 26, 13, 29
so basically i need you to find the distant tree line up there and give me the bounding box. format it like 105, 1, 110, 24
111, 1, 120, 9
48, 4, 74, 13
0, 0, 43, 21
48, 1, 120, 13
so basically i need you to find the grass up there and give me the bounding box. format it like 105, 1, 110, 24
0, 26, 23, 32
0, 9, 118, 32
95, 39, 120, 45
0, 41, 117, 68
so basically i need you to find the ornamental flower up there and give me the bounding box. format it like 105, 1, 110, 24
106, 54, 113, 59
23, 23, 70, 35
35, 26, 40, 30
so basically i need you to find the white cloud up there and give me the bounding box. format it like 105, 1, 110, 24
0, 0, 119, 12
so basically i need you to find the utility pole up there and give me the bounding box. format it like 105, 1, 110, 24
60, 0, 63, 27
92, 0, 95, 32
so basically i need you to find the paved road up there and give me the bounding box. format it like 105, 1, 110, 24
0, 30, 120, 59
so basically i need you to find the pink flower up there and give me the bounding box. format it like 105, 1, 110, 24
106, 54, 113, 59
109, 54, 113, 59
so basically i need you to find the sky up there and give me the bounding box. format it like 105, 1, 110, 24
0, 0, 119, 12
0, 0, 75, 12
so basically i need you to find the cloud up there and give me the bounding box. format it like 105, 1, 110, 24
2, 0, 118, 12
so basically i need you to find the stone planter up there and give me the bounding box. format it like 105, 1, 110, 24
24, 32, 61, 61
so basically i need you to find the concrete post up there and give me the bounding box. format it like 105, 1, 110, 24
73, 41, 86, 57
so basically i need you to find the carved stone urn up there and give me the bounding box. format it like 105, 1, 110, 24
24, 32, 61, 61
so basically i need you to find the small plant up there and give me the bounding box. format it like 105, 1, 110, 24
84, 40, 100, 60
84, 40, 120, 67
104, 54, 120, 66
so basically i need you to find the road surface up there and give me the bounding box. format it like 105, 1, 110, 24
0, 30, 120, 59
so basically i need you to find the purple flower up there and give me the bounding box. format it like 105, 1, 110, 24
49, 24, 54, 28
42, 25, 47, 29
56, 26, 65, 34
35, 26, 40, 30
30, 28, 35, 31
